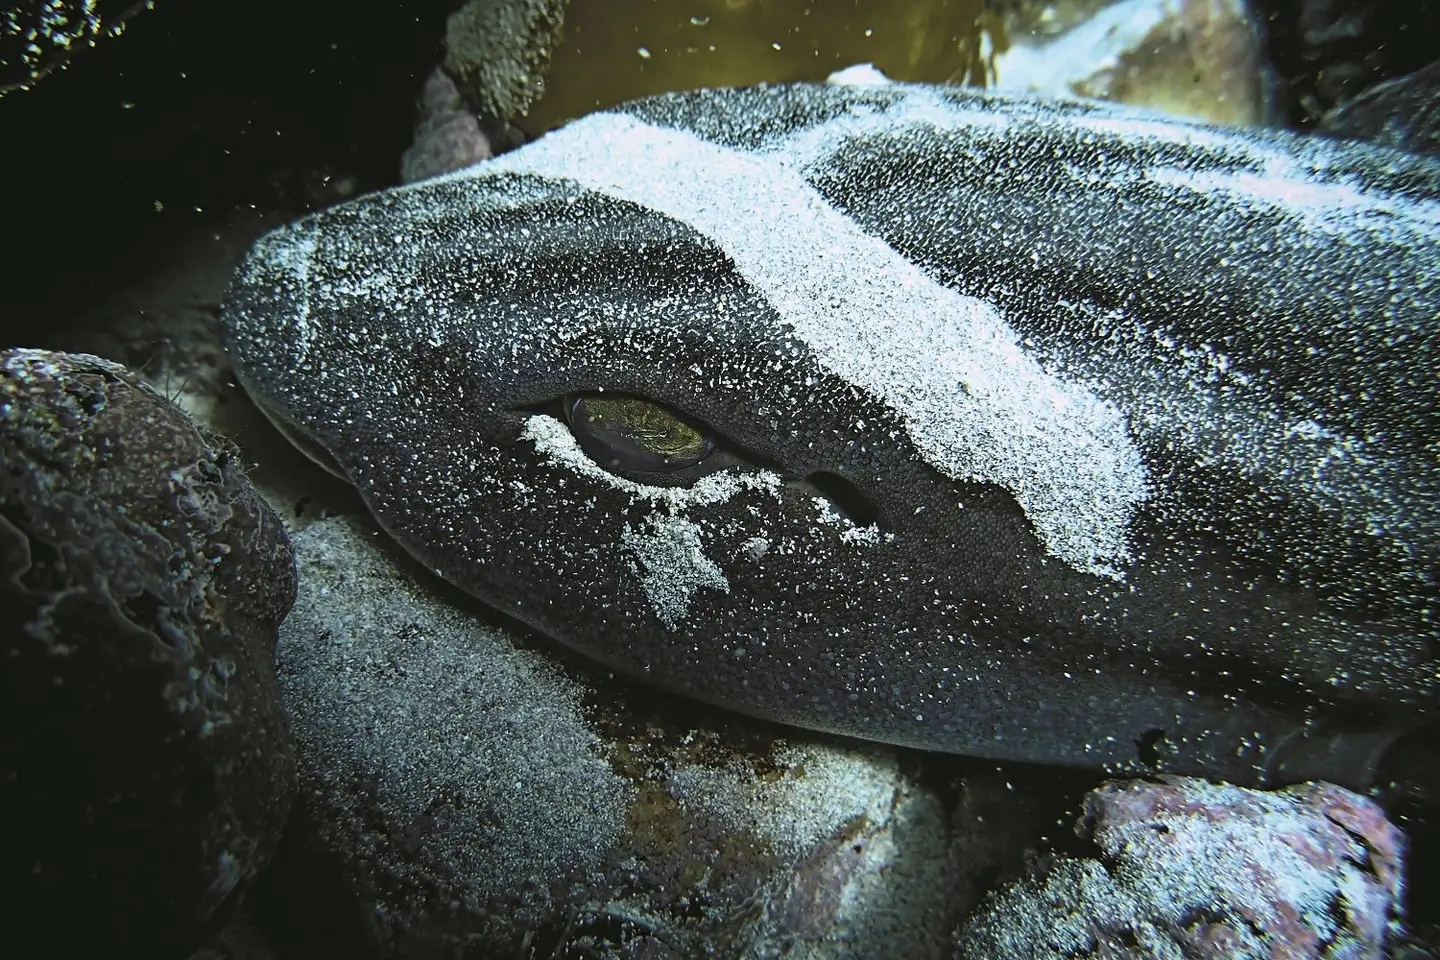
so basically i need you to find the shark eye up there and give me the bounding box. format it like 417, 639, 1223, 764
565, 393, 715, 474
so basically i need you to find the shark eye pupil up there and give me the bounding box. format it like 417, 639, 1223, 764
565, 394, 714, 474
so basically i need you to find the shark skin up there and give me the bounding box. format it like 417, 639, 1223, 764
222, 83, 1439, 789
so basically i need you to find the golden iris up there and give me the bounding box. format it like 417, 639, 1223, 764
566, 394, 714, 473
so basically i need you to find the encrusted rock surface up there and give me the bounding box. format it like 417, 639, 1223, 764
0, 349, 297, 956
954, 775, 1407, 959
443, 0, 566, 126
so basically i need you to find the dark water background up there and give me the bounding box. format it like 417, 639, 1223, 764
1, 0, 454, 338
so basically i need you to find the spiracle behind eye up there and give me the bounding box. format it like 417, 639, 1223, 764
565, 393, 715, 474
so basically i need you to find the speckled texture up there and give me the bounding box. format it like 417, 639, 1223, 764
276, 511, 983, 957
1, 0, 153, 94
277, 512, 633, 941
954, 775, 1407, 958
15, 168, 1014, 959
442, 0, 565, 123
0, 348, 296, 955
222, 81, 1439, 789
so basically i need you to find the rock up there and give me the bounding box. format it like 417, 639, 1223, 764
1254, 0, 1439, 126
0, 349, 297, 956
954, 775, 1408, 959
1319, 59, 1440, 156
400, 67, 494, 183
272, 512, 1031, 957
181, 901, 284, 960
443, 0, 566, 127
990, 0, 1273, 126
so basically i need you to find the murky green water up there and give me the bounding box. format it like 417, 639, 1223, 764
462, 0, 995, 134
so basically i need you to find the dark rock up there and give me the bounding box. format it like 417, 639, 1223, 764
1320, 59, 1440, 156
442, 0, 564, 129
992, 0, 1273, 127
954, 775, 1407, 959
1252, 0, 1439, 126
400, 67, 493, 184
0, 349, 297, 956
